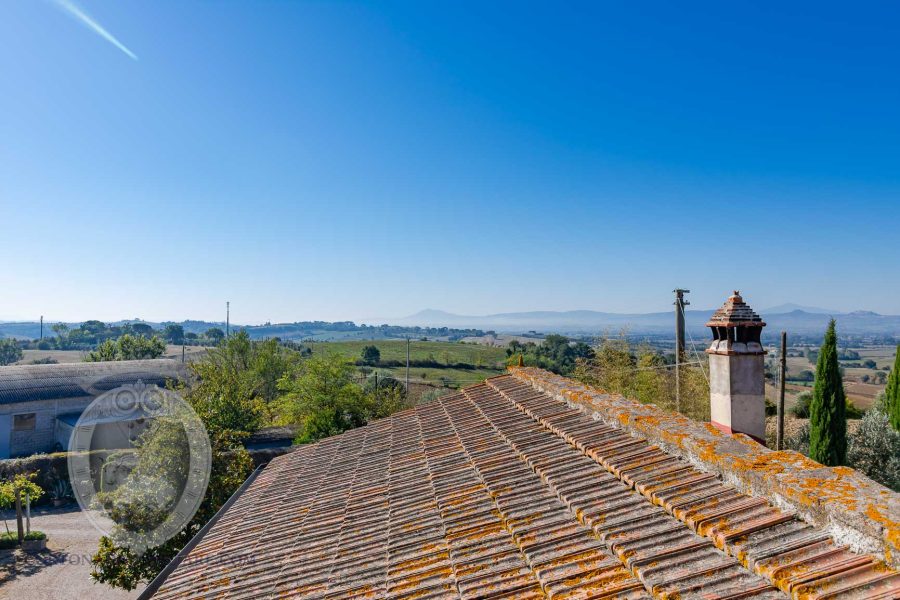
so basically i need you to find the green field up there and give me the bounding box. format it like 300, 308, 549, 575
306, 340, 509, 388
778, 345, 896, 410
306, 340, 507, 366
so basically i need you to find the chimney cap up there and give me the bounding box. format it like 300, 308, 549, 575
706, 291, 766, 328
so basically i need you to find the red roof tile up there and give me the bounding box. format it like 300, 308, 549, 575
149, 373, 899, 600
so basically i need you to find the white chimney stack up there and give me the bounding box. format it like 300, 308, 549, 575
706, 291, 767, 443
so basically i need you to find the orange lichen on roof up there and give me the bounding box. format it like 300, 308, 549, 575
151, 370, 900, 600
509, 366, 900, 574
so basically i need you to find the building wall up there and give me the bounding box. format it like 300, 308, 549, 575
0, 396, 94, 458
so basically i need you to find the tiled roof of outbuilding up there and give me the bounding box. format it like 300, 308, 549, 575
150, 372, 900, 600
0, 359, 186, 405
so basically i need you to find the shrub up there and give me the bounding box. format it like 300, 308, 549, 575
360, 345, 380, 366
0, 339, 23, 366
0, 531, 47, 549
419, 388, 451, 404
793, 370, 815, 383
31, 357, 58, 365
0, 531, 47, 550
785, 422, 810, 456
845, 399, 865, 420
791, 392, 812, 418
847, 408, 900, 491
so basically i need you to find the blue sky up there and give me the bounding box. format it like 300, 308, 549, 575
2, 1, 899, 323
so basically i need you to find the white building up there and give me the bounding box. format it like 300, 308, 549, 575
0, 359, 187, 458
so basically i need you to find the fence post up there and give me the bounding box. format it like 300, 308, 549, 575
777, 331, 787, 450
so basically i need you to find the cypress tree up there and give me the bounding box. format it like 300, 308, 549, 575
885, 345, 900, 432
809, 319, 847, 466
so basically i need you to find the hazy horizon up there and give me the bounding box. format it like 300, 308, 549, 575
0, 299, 893, 327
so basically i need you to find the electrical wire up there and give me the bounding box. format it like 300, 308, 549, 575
679, 301, 710, 386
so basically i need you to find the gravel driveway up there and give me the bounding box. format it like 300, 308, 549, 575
0, 505, 144, 600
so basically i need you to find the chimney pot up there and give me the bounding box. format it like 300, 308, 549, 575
706, 291, 767, 443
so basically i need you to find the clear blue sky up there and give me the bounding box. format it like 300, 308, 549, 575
2, 1, 899, 323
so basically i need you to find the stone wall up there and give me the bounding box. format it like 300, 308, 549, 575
509, 366, 900, 569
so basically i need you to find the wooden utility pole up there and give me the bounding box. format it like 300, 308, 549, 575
226, 302, 230, 338
14, 488, 23, 544
777, 331, 787, 450
673, 289, 690, 413
406, 337, 410, 398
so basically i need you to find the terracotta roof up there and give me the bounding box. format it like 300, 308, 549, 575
150, 372, 900, 600
706, 291, 766, 328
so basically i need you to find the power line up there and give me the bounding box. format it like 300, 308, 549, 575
679, 300, 710, 386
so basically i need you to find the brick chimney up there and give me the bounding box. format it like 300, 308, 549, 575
706, 291, 767, 443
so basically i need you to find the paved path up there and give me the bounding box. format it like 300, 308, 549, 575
0, 505, 144, 600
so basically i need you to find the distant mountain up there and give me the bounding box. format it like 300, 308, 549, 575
762, 303, 838, 315
394, 308, 900, 337
395, 309, 713, 334
3, 306, 898, 342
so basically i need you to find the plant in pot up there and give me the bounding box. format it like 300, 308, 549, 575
19, 530, 47, 551
50, 480, 72, 507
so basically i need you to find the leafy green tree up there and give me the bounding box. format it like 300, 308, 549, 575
81, 320, 106, 335
180, 331, 286, 436
630, 351, 670, 407
366, 373, 409, 420
129, 323, 154, 337
116, 334, 165, 360
360, 345, 381, 365
163, 324, 185, 345
90, 336, 264, 590
575, 336, 635, 394
506, 334, 594, 375
0, 339, 23, 366
205, 327, 225, 344
52, 323, 70, 349
86, 335, 166, 362
0, 473, 44, 542
277, 353, 368, 442
91, 431, 252, 590
885, 345, 900, 432
809, 319, 847, 466
572, 335, 709, 421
